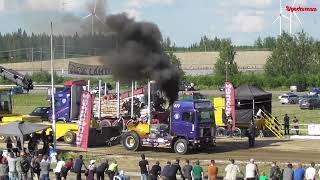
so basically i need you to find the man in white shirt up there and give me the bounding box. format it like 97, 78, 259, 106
54, 157, 65, 180
246, 158, 259, 180
224, 159, 241, 180
305, 162, 316, 180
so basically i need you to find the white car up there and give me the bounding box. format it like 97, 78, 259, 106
278, 92, 295, 100
280, 94, 299, 104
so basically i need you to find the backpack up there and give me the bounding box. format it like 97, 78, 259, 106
21, 159, 30, 173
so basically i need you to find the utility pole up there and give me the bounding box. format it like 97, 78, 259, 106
50, 22, 57, 150
63, 36, 66, 59
225, 61, 230, 82
31, 48, 34, 73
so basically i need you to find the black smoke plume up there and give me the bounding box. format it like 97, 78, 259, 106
103, 13, 181, 104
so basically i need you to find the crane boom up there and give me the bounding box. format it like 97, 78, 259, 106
0, 66, 33, 91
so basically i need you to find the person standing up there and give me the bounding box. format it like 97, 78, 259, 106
96, 159, 109, 180
161, 161, 171, 180
86, 160, 96, 180
149, 161, 161, 180
7, 152, 17, 180
227, 116, 233, 137
191, 160, 204, 180
305, 162, 316, 180
107, 160, 118, 180
31, 154, 41, 179
293, 163, 305, 180
208, 160, 218, 180
0, 151, 8, 180
54, 157, 65, 180
182, 159, 193, 180
138, 154, 149, 180
74, 155, 87, 180
40, 155, 50, 180
168, 159, 182, 180
246, 123, 256, 148
269, 162, 282, 180
284, 114, 290, 135
293, 117, 299, 135
60, 158, 73, 180
283, 163, 294, 180
246, 159, 259, 180
224, 159, 241, 180
16, 152, 30, 180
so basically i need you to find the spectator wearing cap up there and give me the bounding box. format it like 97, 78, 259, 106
86, 160, 96, 180
208, 160, 218, 180
246, 158, 259, 180
224, 159, 241, 180
305, 162, 316, 180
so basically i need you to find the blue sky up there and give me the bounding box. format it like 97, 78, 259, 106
0, 0, 319, 46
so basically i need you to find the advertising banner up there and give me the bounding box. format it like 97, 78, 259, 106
76, 91, 92, 150
68, 61, 112, 76
225, 81, 236, 130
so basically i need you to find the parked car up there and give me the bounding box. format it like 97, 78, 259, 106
218, 85, 225, 91
299, 94, 319, 104
300, 98, 320, 110
278, 92, 295, 100
179, 81, 195, 91
30, 107, 50, 121
9, 86, 24, 95
310, 87, 320, 95
279, 94, 299, 104
90, 83, 112, 95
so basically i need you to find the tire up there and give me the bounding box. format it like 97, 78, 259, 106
216, 127, 226, 137
174, 139, 188, 155
0, 136, 6, 143
122, 131, 140, 151
64, 131, 76, 144
232, 127, 242, 137
99, 120, 112, 127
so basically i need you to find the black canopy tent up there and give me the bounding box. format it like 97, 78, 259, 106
235, 84, 272, 124
0, 121, 50, 149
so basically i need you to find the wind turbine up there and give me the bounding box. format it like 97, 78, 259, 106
289, 0, 303, 34
82, 0, 105, 35
272, 0, 289, 36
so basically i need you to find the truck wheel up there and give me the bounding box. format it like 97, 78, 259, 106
64, 131, 76, 144
174, 139, 188, 154
122, 131, 140, 151
216, 127, 226, 137
232, 127, 242, 137
0, 136, 6, 143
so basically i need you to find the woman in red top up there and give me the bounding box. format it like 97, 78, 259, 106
61, 158, 73, 180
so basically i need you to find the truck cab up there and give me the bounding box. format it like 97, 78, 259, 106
122, 99, 216, 154
48, 80, 85, 122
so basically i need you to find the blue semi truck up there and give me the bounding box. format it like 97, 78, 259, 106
122, 100, 216, 154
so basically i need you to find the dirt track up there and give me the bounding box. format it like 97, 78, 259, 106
56, 137, 319, 163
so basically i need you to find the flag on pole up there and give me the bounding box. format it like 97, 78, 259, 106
224, 81, 236, 130
76, 91, 93, 150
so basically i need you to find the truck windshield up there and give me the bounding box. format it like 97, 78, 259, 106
197, 111, 213, 123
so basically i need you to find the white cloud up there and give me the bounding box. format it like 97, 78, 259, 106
228, 12, 265, 32
127, 0, 175, 8
239, 0, 272, 7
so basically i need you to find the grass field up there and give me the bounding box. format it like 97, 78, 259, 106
12, 94, 48, 114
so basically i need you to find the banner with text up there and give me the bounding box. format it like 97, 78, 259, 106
68, 61, 112, 76
225, 81, 236, 130
76, 91, 92, 150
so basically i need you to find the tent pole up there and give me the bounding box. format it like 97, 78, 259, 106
252, 99, 255, 123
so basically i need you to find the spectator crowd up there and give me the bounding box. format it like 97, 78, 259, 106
1, 149, 320, 180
